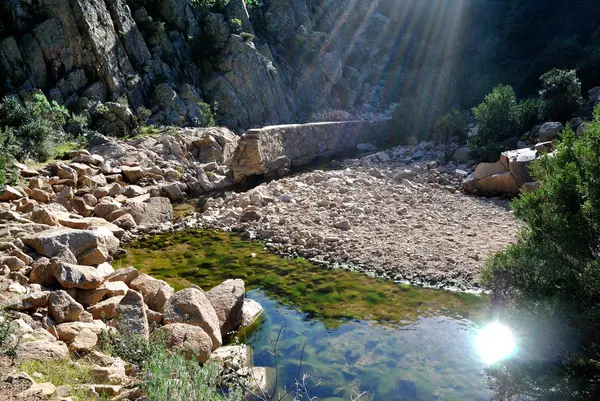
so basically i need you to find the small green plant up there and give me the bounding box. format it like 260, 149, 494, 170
195, 102, 216, 127
241, 32, 255, 42
136, 106, 153, 126
142, 352, 243, 401
20, 359, 93, 387
245, 0, 262, 9
0, 313, 13, 353
190, 0, 230, 11
538, 68, 583, 122
138, 125, 163, 138
116, 95, 129, 107
229, 18, 243, 34
98, 329, 158, 368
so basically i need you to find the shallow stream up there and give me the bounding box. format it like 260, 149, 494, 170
121, 230, 496, 400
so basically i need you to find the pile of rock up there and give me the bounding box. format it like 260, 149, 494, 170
0, 130, 266, 398
191, 141, 518, 289
0, 224, 264, 399
462, 121, 566, 196
462, 148, 540, 196
89, 127, 239, 195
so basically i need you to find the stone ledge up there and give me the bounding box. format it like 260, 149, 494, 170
231, 119, 393, 182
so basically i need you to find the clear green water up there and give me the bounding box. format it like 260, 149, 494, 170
122, 230, 494, 400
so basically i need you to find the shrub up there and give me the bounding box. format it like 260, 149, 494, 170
433, 109, 468, 143
194, 102, 216, 127
229, 18, 243, 34
142, 351, 243, 401
98, 330, 159, 368
482, 105, 600, 400
245, 0, 261, 8
137, 106, 153, 126
538, 68, 583, 122
469, 85, 535, 161
190, 0, 230, 11
0, 94, 71, 161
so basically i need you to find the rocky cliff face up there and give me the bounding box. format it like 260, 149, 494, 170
0, 0, 517, 132
1, 1, 598, 132
1, 0, 443, 131
0, 0, 296, 130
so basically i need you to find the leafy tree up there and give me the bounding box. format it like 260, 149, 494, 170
0, 94, 70, 161
469, 85, 536, 161
482, 105, 600, 400
538, 68, 583, 122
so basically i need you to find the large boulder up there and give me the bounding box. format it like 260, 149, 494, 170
156, 323, 213, 363
205, 279, 245, 334
55, 321, 107, 342
1, 291, 50, 311
474, 160, 508, 180
241, 298, 264, 328
163, 287, 222, 349
501, 148, 537, 187
0, 185, 24, 201
53, 261, 109, 290
69, 328, 98, 352
108, 266, 139, 285
15, 340, 69, 361
538, 122, 564, 142
90, 102, 138, 137
87, 296, 124, 320
109, 197, 173, 226
129, 273, 174, 313
23, 227, 119, 264
115, 290, 149, 340
476, 171, 519, 196
49, 290, 84, 324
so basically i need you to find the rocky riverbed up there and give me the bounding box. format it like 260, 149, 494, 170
195, 143, 520, 289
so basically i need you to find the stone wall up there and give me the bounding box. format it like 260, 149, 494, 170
231, 119, 393, 182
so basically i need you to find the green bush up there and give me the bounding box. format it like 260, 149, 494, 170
432, 109, 468, 160
482, 105, 600, 400
190, 0, 230, 11
245, 0, 261, 8
469, 85, 535, 161
0, 94, 71, 161
195, 102, 216, 127
538, 69, 583, 122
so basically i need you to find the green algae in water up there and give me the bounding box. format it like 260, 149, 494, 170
121, 229, 494, 400
120, 229, 487, 326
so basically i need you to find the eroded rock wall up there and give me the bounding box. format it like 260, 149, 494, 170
232, 119, 393, 182
0, 0, 294, 130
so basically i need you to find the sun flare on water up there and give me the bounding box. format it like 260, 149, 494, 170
476, 322, 517, 365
